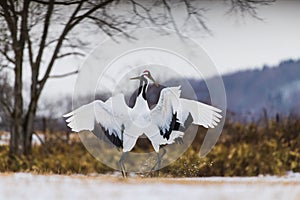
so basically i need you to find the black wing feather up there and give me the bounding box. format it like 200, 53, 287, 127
93, 122, 123, 148
159, 112, 193, 140
160, 112, 181, 140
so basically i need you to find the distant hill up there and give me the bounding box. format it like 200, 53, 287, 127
193, 59, 300, 117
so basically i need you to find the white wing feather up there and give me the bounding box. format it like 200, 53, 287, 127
63, 94, 129, 140
180, 99, 222, 128
150, 86, 182, 134
151, 86, 222, 132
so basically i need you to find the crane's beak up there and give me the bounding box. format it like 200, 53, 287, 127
149, 75, 159, 87
130, 76, 141, 80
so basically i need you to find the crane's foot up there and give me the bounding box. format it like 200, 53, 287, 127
119, 152, 128, 178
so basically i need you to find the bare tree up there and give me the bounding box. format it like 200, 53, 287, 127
0, 0, 274, 157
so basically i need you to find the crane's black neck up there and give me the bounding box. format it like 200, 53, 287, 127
138, 77, 148, 100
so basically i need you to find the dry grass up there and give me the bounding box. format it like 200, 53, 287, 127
0, 117, 300, 176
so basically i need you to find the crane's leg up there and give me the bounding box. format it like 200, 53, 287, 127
156, 148, 166, 175
119, 152, 129, 178
150, 148, 167, 176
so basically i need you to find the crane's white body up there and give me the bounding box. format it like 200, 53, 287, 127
64, 86, 222, 153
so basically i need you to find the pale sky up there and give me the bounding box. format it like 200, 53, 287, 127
197, 0, 300, 73
43, 0, 300, 99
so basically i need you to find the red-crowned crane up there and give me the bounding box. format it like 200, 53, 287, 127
64, 70, 222, 177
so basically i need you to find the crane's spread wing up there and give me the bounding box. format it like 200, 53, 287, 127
63, 94, 129, 148
180, 99, 222, 128
150, 86, 222, 144
150, 86, 182, 140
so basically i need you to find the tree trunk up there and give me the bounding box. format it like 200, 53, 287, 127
9, 120, 24, 156
9, 50, 25, 157
9, 96, 38, 157
24, 100, 38, 155
8, 0, 32, 157
9, 114, 36, 157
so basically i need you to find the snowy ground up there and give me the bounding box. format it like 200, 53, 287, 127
0, 173, 300, 200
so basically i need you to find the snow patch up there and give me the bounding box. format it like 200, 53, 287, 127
0, 173, 299, 200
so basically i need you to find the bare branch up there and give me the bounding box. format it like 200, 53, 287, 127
31, 0, 85, 6
0, 64, 14, 71
129, 0, 157, 24
49, 70, 78, 79
161, 0, 180, 34
38, 0, 115, 94
70, 0, 115, 28
226, 0, 276, 20
37, 0, 85, 91
45, 37, 71, 48
26, 32, 35, 67
87, 15, 133, 39
182, 0, 211, 34
35, 0, 54, 69
0, 1, 18, 50
0, 98, 13, 116
56, 51, 85, 59
0, 48, 15, 63
39, 1, 83, 83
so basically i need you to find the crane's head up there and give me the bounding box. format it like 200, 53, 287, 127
130, 70, 159, 87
